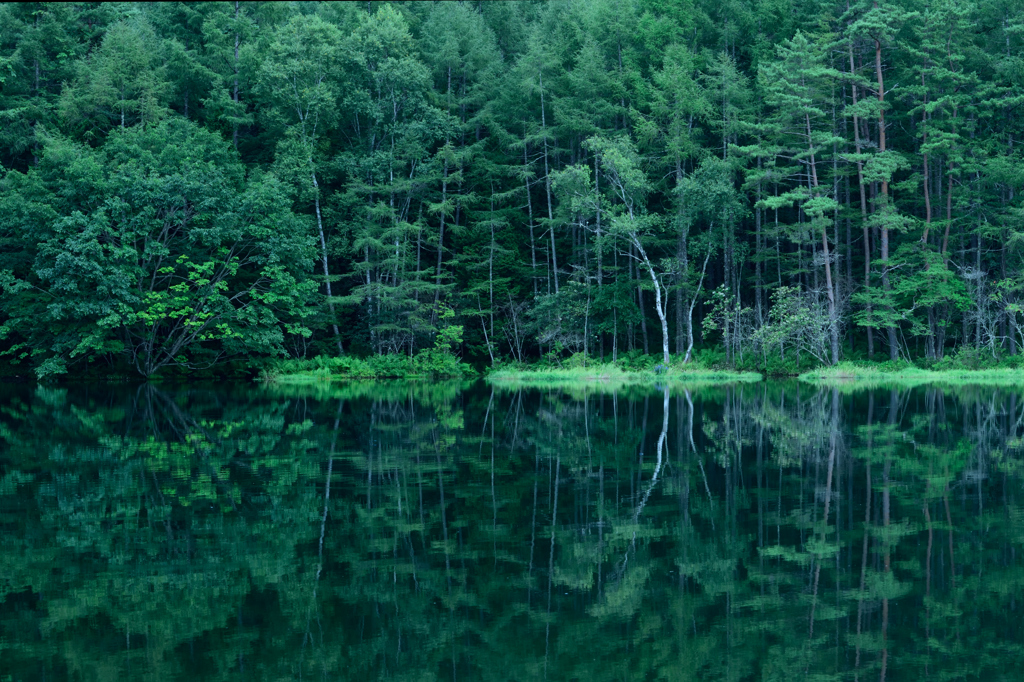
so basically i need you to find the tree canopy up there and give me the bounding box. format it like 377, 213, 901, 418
2, 0, 1024, 376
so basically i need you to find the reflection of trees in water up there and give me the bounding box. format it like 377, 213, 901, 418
2, 382, 1024, 679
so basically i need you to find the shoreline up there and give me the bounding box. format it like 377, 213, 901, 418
798, 363, 1024, 388
484, 364, 762, 387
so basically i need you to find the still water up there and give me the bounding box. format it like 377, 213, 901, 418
0, 379, 1021, 680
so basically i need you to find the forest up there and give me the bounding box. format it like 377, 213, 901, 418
2, 0, 1024, 378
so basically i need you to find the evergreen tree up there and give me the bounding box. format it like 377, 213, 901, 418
0, 0, 1022, 375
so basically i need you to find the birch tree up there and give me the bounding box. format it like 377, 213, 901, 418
259, 15, 344, 355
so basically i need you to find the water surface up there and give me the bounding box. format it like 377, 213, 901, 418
0, 380, 1021, 680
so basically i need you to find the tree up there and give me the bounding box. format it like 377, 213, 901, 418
649, 43, 709, 353
676, 157, 737, 363
587, 135, 673, 365
339, 4, 455, 354
58, 18, 170, 137
847, 0, 917, 359
258, 14, 346, 355
759, 31, 843, 365
0, 119, 316, 377
3, 0, 1024, 370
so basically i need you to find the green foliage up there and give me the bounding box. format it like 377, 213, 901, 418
614, 348, 658, 372
751, 285, 833, 368
530, 282, 595, 355
0, 0, 1023, 377
0, 119, 317, 378
799, 359, 1024, 390
932, 345, 1024, 372
58, 18, 172, 137
5, 378, 1024, 679
485, 359, 759, 387
262, 344, 475, 383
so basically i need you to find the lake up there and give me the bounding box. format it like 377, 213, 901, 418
0, 379, 1020, 680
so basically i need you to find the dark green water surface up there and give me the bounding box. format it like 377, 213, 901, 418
1, 380, 1022, 680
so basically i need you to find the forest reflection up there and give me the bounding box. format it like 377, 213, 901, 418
1, 380, 1022, 680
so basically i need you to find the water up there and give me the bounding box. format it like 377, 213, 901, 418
0, 380, 1022, 681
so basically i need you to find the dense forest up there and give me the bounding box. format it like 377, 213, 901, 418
2, 0, 1024, 378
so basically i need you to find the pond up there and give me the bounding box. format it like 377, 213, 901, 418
0, 380, 1021, 680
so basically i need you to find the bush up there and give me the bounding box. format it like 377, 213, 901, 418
932, 346, 1024, 371
690, 347, 726, 370
755, 355, 802, 377
614, 349, 656, 372
874, 358, 918, 373
364, 353, 413, 377
412, 348, 477, 378
562, 352, 589, 368
934, 346, 996, 371
259, 349, 474, 382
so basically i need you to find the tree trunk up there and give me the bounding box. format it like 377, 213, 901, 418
755, 163, 764, 327
875, 31, 898, 360
942, 157, 954, 260
805, 113, 839, 365
975, 231, 982, 349
595, 156, 604, 356
675, 275, 685, 355
636, 243, 670, 366
849, 40, 874, 358
233, 1, 240, 150
613, 246, 619, 361
684, 251, 712, 363
313, 172, 343, 355
638, 281, 649, 354
540, 72, 558, 293
524, 134, 539, 297
489, 188, 495, 342
432, 158, 449, 323
921, 66, 938, 359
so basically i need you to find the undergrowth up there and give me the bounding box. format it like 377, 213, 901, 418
259, 350, 475, 383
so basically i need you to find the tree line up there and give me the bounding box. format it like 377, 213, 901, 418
1, 0, 1023, 377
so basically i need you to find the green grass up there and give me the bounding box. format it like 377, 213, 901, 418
485, 362, 761, 389
258, 353, 475, 384
799, 361, 1024, 389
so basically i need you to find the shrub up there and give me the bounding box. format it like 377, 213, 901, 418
258, 349, 474, 382
614, 350, 655, 371
934, 346, 997, 371
413, 348, 476, 378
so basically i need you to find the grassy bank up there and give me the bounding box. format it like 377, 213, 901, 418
261, 353, 1024, 392
485, 362, 761, 388
259, 353, 475, 384
799, 362, 1024, 389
